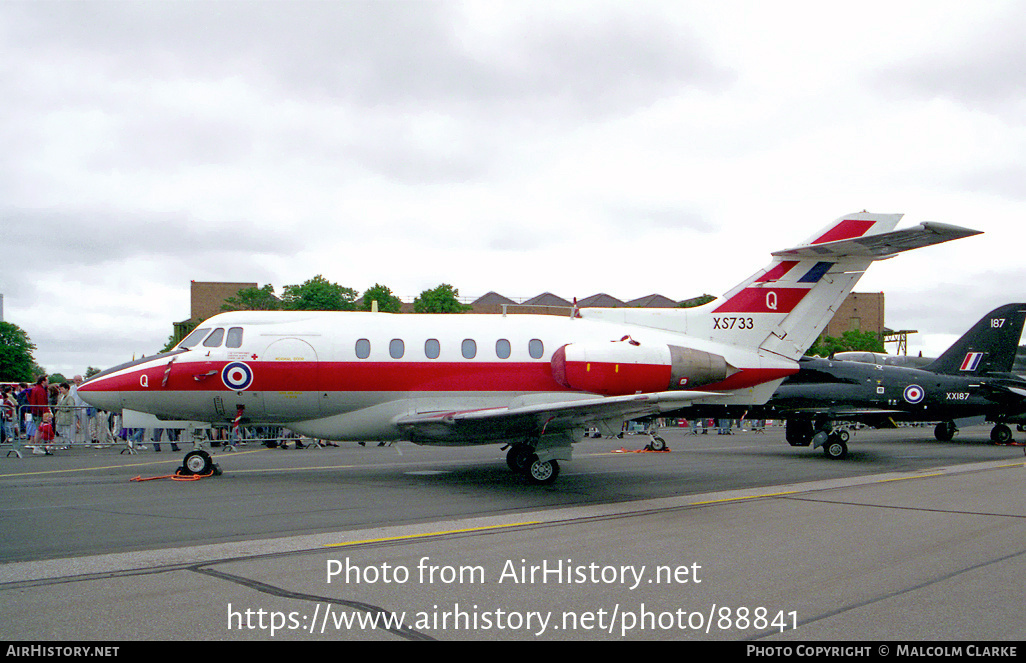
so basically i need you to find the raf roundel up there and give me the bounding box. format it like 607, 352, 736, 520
903, 384, 925, 404
221, 362, 254, 391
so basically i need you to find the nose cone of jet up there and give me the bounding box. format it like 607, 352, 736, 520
76, 350, 187, 413
77, 375, 123, 412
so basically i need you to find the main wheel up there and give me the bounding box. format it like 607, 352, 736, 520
935, 421, 956, 442
180, 449, 214, 475
526, 457, 559, 485
991, 424, 1012, 444
506, 444, 534, 473
822, 435, 848, 460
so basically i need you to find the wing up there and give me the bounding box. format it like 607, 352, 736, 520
395, 391, 720, 443
779, 407, 907, 418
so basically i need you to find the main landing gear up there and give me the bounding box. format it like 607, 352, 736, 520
990, 423, 1013, 444
934, 420, 957, 442
505, 443, 560, 485
504, 435, 575, 485
816, 429, 850, 460
785, 417, 849, 459
936, 421, 1014, 444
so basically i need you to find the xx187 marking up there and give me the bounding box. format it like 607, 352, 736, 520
713, 317, 755, 330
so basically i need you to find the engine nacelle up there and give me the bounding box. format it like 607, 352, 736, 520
551, 340, 735, 396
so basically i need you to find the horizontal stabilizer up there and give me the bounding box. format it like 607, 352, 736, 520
773, 221, 981, 259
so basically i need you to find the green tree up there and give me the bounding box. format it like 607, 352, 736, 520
85, 366, 101, 378
161, 320, 198, 353
222, 284, 282, 311
679, 294, 716, 308
0, 321, 37, 382
360, 283, 402, 313
806, 329, 885, 357
282, 275, 359, 311
414, 284, 472, 313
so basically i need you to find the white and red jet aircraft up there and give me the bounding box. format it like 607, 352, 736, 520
79, 213, 979, 483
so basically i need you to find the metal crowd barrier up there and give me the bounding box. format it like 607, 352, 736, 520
2, 404, 327, 458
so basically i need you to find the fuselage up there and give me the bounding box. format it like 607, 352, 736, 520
758, 357, 1026, 424
79, 309, 796, 441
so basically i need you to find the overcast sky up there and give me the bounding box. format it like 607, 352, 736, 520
2, 0, 1025, 376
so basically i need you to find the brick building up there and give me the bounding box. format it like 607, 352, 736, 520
823, 292, 885, 338
172, 281, 257, 344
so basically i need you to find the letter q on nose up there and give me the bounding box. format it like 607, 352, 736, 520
140, 374, 149, 388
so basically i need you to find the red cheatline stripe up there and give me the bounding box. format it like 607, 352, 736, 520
83, 361, 794, 394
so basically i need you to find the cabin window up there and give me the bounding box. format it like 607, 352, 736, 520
496, 339, 511, 359
529, 339, 544, 359
203, 328, 225, 347
226, 327, 244, 348
389, 339, 405, 359
462, 339, 477, 359
355, 338, 371, 359
425, 339, 440, 359
179, 328, 211, 348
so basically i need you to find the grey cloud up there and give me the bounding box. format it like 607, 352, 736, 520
1, 2, 736, 189
886, 273, 1026, 338
872, 7, 1026, 109
608, 204, 716, 233
4, 2, 732, 115
486, 230, 544, 253
956, 164, 1026, 201
106, 114, 258, 172
1, 206, 302, 269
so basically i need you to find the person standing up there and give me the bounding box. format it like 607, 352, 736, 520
26, 376, 49, 439
2, 386, 16, 443
55, 382, 75, 446
14, 383, 29, 438
70, 375, 92, 444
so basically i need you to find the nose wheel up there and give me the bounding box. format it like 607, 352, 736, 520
178, 449, 221, 476
647, 434, 667, 451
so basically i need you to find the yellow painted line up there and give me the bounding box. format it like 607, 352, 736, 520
878, 473, 944, 483
231, 464, 359, 473
0, 449, 265, 478
324, 522, 542, 547
688, 491, 799, 505
0, 459, 183, 478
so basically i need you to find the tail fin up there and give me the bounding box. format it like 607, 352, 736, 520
702, 213, 981, 360
577, 213, 981, 361
924, 304, 1026, 375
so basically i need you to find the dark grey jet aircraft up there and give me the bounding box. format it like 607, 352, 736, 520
760, 303, 1026, 459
